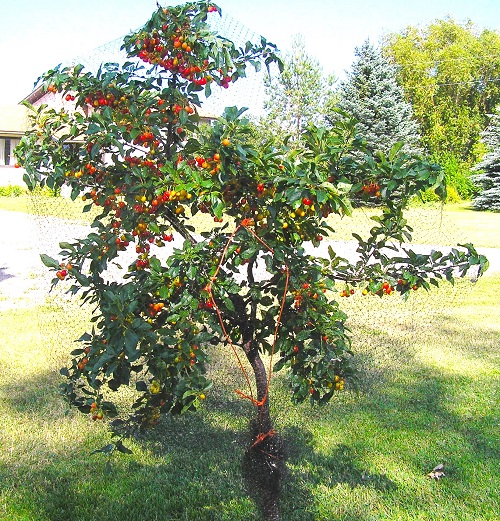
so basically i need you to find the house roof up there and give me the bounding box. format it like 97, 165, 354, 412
0, 105, 30, 137
23, 85, 45, 105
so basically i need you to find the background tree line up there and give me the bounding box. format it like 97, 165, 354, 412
256, 18, 500, 210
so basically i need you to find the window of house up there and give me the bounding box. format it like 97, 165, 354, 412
0, 138, 20, 166
0, 138, 6, 165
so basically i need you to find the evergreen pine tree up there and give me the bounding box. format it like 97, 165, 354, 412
334, 40, 421, 156
259, 35, 334, 146
472, 107, 500, 211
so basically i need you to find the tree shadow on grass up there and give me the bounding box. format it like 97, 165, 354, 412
1, 376, 260, 521
276, 426, 397, 521
359, 309, 500, 460
0, 370, 64, 416
2, 299, 497, 521
0, 368, 394, 521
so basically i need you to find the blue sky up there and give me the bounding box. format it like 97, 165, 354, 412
1, 0, 499, 105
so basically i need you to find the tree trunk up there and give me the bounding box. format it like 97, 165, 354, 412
244, 341, 272, 433
242, 341, 284, 521
233, 261, 284, 520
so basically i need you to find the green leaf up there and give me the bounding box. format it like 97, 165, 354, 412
87, 123, 101, 135
40, 254, 60, 269
222, 296, 235, 312
136, 381, 148, 392
149, 257, 161, 271
101, 401, 118, 414
295, 330, 310, 341
124, 330, 139, 355
260, 296, 273, 306
91, 443, 115, 455
273, 357, 288, 372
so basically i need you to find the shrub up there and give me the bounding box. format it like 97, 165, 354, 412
438, 153, 478, 200
0, 185, 26, 197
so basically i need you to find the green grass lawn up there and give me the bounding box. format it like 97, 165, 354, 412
0, 195, 100, 224
326, 202, 500, 248
1, 196, 499, 247
1, 274, 498, 520
0, 194, 498, 519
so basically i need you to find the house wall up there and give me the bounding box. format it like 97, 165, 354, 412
0, 104, 29, 187
0, 165, 25, 186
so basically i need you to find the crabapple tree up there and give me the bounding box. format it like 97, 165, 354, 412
17, 1, 487, 454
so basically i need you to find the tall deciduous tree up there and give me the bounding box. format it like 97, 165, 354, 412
333, 40, 422, 157
259, 35, 334, 146
472, 107, 500, 211
383, 18, 500, 197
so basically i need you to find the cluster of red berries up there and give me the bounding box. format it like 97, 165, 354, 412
84, 162, 97, 175
56, 262, 72, 280
148, 301, 165, 317
64, 94, 76, 102
56, 268, 68, 280
185, 153, 221, 176
135, 244, 151, 255
124, 156, 161, 172
90, 402, 103, 421
397, 278, 419, 291
342, 282, 396, 297
380, 281, 393, 295
173, 103, 194, 115
132, 131, 156, 145
135, 258, 150, 270
133, 14, 233, 90
130, 132, 162, 152
77, 356, 89, 371
136, 30, 210, 86
114, 234, 130, 251
84, 91, 117, 108
219, 74, 232, 89
361, 182, 381, 196
293, 294, 303, 309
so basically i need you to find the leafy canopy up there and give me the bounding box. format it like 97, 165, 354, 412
15, 1, 487, 439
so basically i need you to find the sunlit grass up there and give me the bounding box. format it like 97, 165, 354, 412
1, 274, 498, 520
0, 196, 497, 519
1, 196, 499, 248
0, 195, 100, 224
327, 202, 500, 248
